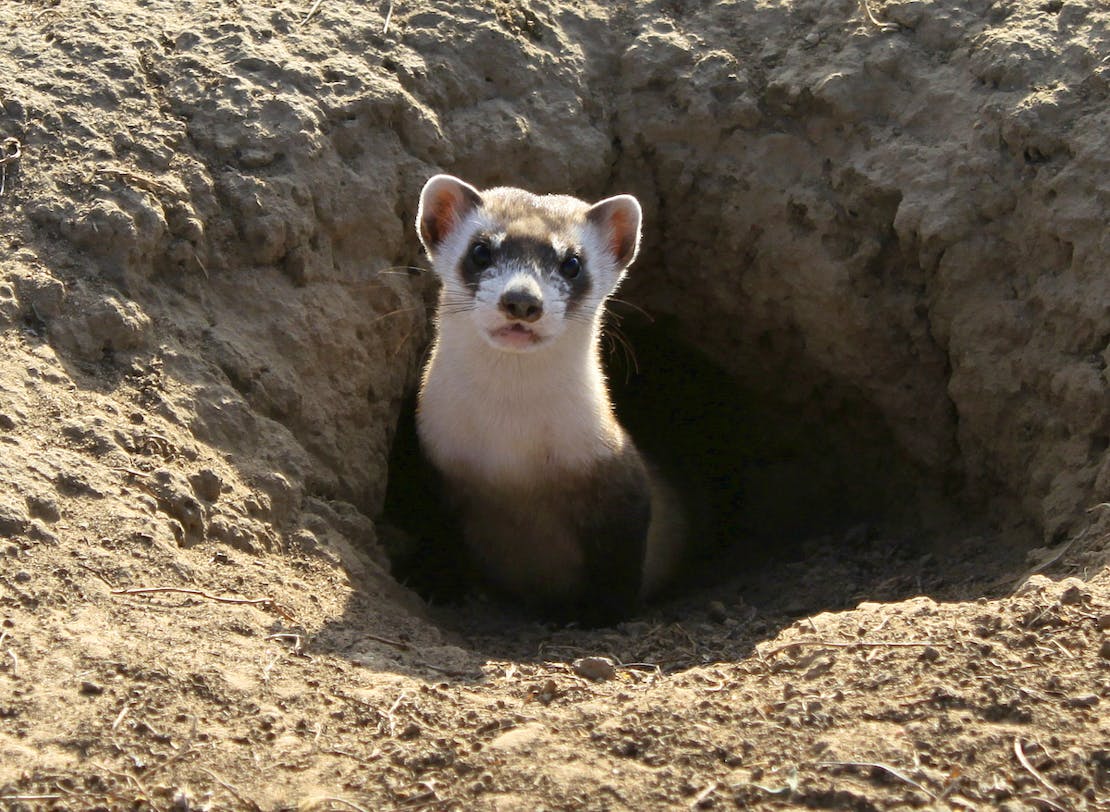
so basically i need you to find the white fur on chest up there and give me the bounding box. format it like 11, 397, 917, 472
417, 319, 622, 487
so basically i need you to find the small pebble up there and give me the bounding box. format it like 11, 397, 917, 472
79, 681, 104, 696
13, 571, 31, 583
1095, 614, 1110, 631
1064, 694, 1099, 709
26, 494, 60, 523
1099, 638, 1110, 660
919, 646, 941, 662
1059, 583, 1089, 605
533, 679, 558, 705
572, 656, 617, 682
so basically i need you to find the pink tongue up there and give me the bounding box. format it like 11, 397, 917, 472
494, 324, 535, 348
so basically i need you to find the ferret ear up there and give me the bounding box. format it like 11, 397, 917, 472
586, 194, 642, 270
417, 175, 483, 256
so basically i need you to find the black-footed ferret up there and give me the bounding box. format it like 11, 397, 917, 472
414, 175, 684, 623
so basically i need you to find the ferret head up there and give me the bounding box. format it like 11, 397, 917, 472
416, 174, 642, 354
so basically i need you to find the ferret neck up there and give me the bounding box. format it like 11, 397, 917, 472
434, 316, 611, 408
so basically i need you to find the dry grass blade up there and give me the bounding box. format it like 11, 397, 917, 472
0, 138, 18, 164
201, 767, 263, 812
111, 586, 295, 621
1029, 797, 1070, 812
0, 137, 21, 195
364, 631, 411, 651
760, 638, 938, 658
817, 760, 938, 800
299, 0, 326, 26
0, 797, 63, 802
1013, 737, 1060, 796
300, 797, 373, 812
690, 782, 718, 808
858, 0, 898, 30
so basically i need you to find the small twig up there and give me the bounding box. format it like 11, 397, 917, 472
303, 797, 373, 812
615, 660, 663, 676
364, 631, 410, 651
411, 658, 471, 677
858, 0, 897, 30
760, 638, 938, 658
93, 166, 180, 198
326, 747, 383, 766
111, 466, 150, 478
267, 633, 305, 655
383, 793, 450, 812
1013, 738, 1060, 796
299, 0, 326, 26
1016, 532, 1082, 586
6, 649, 19, 677
200, 767, 263, 812
262, 651, 284, 682
111, 702, 131, 731
691, 782, 718, 808
1029, 797, 1069, 812
0, 137, 21, 196
385, 691, 407, 737
817, 760, 937, 800
111, 586, 295, 621
383, 0, 395, 34
77, 562, 118, 589
93, 762, 152, 803
0, 797, 63, 803
141, 744, 201, 781
1048, 638, 1074, 659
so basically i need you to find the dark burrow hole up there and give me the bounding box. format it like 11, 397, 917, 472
379, 302, 1026, 630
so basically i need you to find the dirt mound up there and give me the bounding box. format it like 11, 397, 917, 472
0, 0, 1108, 809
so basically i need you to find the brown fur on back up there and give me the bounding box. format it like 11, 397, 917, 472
445, 439, 651, 613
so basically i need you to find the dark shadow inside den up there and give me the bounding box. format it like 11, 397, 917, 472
376, 290, 983, 619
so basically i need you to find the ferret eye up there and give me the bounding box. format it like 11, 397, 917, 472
469, 241, 492, 270
559, 255, 581, 279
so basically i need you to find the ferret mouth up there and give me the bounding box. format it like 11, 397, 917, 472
489, 322, 543, 350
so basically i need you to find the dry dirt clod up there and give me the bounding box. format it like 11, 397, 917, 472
1058, 581, 1090, 605
919, 645, 942, 663
189, 469, 223, 502
572, 656, 617, 682
529, 679, 559, 705
1098, 638, 1110, 660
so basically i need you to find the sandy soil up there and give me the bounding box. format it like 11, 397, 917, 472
0, 0, 1108, 809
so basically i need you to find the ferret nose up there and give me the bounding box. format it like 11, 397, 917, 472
498, 289, 543, 323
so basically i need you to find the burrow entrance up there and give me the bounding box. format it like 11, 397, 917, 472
379, 276, 1033, 621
